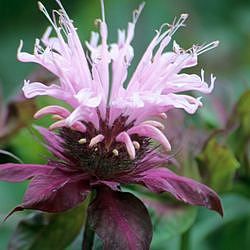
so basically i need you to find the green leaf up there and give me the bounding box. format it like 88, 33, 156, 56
190, 194, 250, 250
150, 199, 197, 249
236, 90, 250, 137
8, 203, 86, 250
9, 128, 49, 164
205, 215, 250, 250
197, 139, 240, 192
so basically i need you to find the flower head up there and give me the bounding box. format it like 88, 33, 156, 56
18, 0, 217, 157
1, 1, 222, 248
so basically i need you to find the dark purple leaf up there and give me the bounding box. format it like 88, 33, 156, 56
20, 171, 90, 213
88, 188, 152, 250
134, 167, 223, 216
0, 163, 53, 182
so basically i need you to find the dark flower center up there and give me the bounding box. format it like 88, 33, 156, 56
58, 111, 151, 179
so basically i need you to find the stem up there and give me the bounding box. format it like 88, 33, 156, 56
82, 192, 96, 250
180, 228, 190, 250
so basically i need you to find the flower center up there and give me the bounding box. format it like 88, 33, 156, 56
59, 113, 151, 179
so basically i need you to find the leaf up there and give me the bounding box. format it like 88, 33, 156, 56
236, 90, 250, 137
20, 172, 89, 213
190, 194, 250, 250
149, 200, 197, 248
0, 96, 36, 143
8, 203, 86, 250
197, 138, 240, 192
131, 167, 223, 216
9, 128, 49, 164
205, 215, 250, 250
88, 188, 152, 250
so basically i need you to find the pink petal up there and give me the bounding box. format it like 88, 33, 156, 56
89, 134, 105, 148
116, 132, 135, 160
34, 105, 71, 119
22, 80, 71, 100
128, 124, 171, 151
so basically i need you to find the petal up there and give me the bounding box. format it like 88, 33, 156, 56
22, 80, 71, 100
89, 134, 105, 148
162, 93, 203, 114
164, 70, 215, 94
116, 132, 135, 160
0, 164, 53, 182
34, 105, 71, 119
74, 89, 102, 107
128, 124, 171, 151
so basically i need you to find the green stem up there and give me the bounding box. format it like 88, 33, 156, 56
180, 229, 190, 250
82, 192, 96, 250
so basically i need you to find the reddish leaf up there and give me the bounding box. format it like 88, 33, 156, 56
88, 188, 152, 250
21, 171, 90, 213
0, 163, 53, 182
134, 167, 223, 216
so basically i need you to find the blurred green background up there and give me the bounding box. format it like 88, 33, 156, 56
0, 0, 250, 249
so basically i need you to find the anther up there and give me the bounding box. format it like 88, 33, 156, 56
112, 149, 119, 156
78, 138, 87, 144
38, 1, 45, 12
133, 141, 140, 150
94, 147, 98, 152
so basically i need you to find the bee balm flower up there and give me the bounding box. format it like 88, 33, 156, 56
0, 1, 222, 249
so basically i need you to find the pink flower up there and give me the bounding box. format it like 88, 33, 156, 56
18, 1, 217, 153
1, 1, 222, 249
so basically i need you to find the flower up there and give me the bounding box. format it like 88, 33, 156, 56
0, 1, 222, 248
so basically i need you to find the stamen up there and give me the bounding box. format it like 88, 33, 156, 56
78, 138, 87, 144
100, 0, 106, 22
133, 141, 140, 150
195, 41, 219, 55
133, 2, 145, 24
112, 149, 119, 156
38, 2, 57, 30
89, 134, 105, 148
94, 147, 98, 152
168, 13, 189, 37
